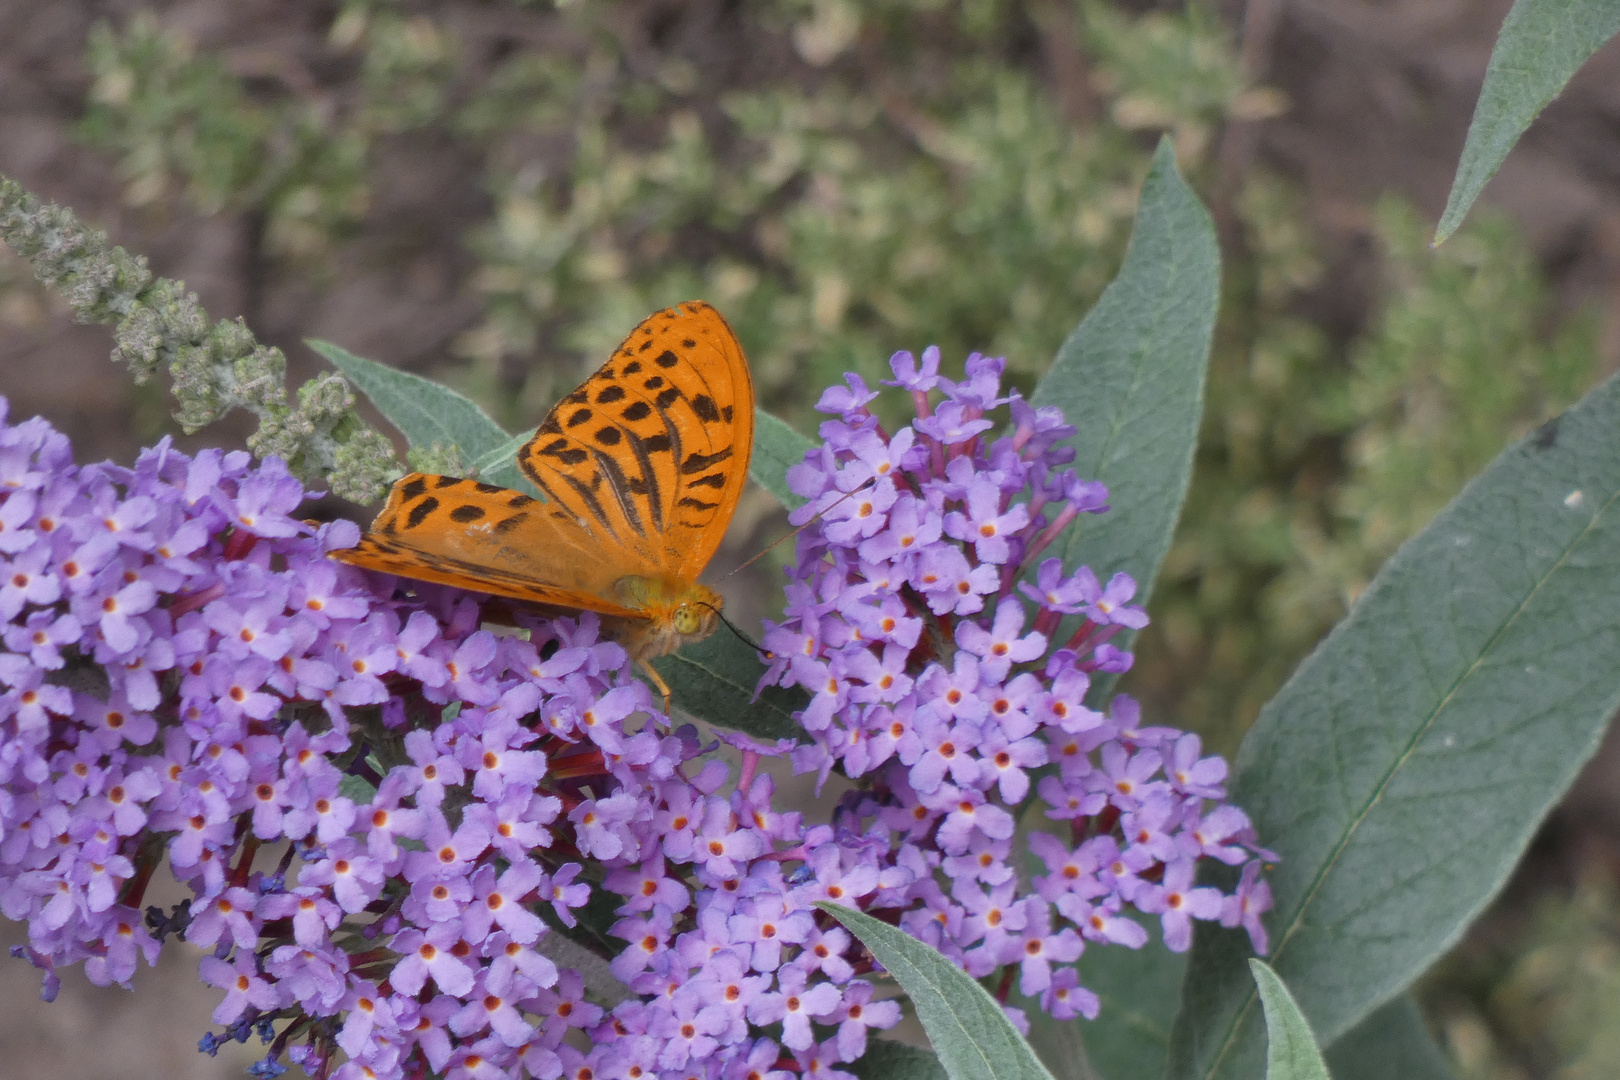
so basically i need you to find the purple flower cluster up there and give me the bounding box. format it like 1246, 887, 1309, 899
0, 401, 902, 1080
0, 345, 1275, 1080
760, 348, 1273, 1024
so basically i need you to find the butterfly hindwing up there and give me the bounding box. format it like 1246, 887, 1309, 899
331, 473, 641, 617
518, 300, 755, 581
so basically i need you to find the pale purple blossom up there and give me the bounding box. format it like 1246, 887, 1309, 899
0, 366, 1270, 1080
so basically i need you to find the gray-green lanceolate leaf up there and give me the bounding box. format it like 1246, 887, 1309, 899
818, 902, 1058, 1080
651, 633, 806, 743
1168, 372, 1620, 1078
849, 1038, 950, 1080
1436, 0, 1620, 242
1323, 996, 1456, 1080
752, 407, 816, 510
1028, 136, 1218, 704
309, 339, 510, 467
470, 427, 542, 499
1064, 910, 1185, 1080
1250, 962, 1331, 1080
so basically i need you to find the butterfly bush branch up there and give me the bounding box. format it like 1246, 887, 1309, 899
0, 174, 402, 503
0, 341, 1273, 1077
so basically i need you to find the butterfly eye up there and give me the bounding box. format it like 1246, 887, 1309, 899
673, 604, 704, 636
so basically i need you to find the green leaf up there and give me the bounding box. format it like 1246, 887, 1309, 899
850, 1039, 951, 1080
337, 772, 378, 805
753, 407, 816, 509
1068, 911, 1186, 1080
1250, 962, 1331, 1080
817, 902, 1058, 1080
535, 923, 630, 1009
469, 427, 543, 499
308, 339, 509, 463
1012, 830, 1100, 1077
1028, 136, 1217, 703
1436, 0, 1620, 242
650, 631, 806, 742
1020, 1004, 1092, 1080
1323, 996, 1456, 1080
1167, 372, 1620, 1079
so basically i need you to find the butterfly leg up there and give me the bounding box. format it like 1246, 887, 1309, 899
636, 658, 673, 717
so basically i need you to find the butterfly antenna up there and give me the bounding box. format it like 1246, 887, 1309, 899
699, 601, 764, 653
719, 479, 877, 581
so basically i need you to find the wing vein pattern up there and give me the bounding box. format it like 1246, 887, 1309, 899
330, 301, 754, 617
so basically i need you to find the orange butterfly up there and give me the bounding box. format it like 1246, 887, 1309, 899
330, 300, 754, 712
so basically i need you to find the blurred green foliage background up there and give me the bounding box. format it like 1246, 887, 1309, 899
7, 0, 1615, 1075
73, 0, 1602, 749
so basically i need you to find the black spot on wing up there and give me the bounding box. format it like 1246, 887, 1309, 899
538, 438, 590, 466
401, 476, 428, 500
722, 405, 734, 423
449, 505, 486, 523
623, 360, 642, 374
655, 388, 680, 410
678, 497, 719, 511
643, 376, 664, 390
405, 497, 439, 530
682, 338, 696, 349
645, 434, 672, 454
567, 408, 593, 428
692, 395, 720, 423
473, 481, 505, 494
595, 426, 622, 447
596, 385, 626, 404
654, 350, 679, 369
507, 494, 537, 508
687, 472, 726, 489
681, 448, 733, 475
622, 401, 651, 422
433, 476, 461, 489
493, 513, 529, 535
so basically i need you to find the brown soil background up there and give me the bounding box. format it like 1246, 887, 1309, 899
4, 1, 1620, 1077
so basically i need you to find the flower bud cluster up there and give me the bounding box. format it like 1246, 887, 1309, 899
0, 174, 401, 502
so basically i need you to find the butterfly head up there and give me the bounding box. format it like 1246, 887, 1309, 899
613, 574, 724, 660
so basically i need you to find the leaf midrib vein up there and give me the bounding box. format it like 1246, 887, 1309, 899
1201, 481, 1620, 1077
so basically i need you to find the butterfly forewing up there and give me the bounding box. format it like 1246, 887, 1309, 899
519, 301, 755, 582
331, 473, 641, 616
332, 300, 753, 639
